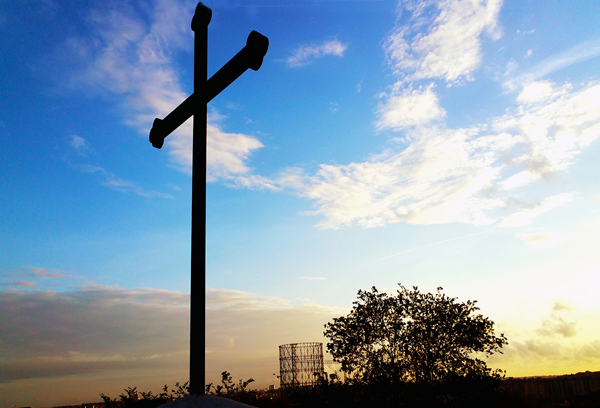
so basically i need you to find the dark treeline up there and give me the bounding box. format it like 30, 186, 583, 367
94, 372, 600, 408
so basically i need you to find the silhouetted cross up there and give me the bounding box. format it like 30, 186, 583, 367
148, 2, 268, 395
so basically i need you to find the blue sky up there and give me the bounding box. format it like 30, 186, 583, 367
2, 0, 600, 405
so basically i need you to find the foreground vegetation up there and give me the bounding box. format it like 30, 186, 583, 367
99, 381, 189, 408
97, 371, 600, 408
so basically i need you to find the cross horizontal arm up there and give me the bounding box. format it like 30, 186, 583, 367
149, 31, 269, 149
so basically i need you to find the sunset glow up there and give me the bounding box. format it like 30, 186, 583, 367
1, 0, 600, 406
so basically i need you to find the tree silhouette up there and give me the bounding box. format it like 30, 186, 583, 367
324, 285, 507, 386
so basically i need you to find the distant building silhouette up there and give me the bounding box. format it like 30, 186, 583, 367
279, 342, 324, 391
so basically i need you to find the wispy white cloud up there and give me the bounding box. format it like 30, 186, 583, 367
81, 165, 174, 199
206, 288, 293, 311
516, 80, 554, 104
68, 135, 89, 156
376, 83, 446, 130
294, 126, 509, 229
516, 29, 535, 36
0, 267, 70, 288
501, 194, 573, 227
234, 167, 307, 192
104, 175, 174, 199
503, 38, 600, 91
0, 267, 92, 295
207, 124, 264, 181
356, 230, 492, 267
68, 0, 262, 180
495, 81, 600, 189
66, 132, 174, 199
516, 231, 569, 248
384, 0, 503, 83
29, 267, 67, 279
234, 174, 282, 191
286, 39, 348, 67
3, 280, 37, 288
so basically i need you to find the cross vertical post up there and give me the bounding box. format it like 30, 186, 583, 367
190, 3, 211, 396
148, 2, 268, 396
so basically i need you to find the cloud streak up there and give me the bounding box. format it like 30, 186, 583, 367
69, 135, 90, 156
286, 39, 348, 67
501, 194, 573, 227
384, 0, 503, 83
516, 231, 569, 248
81, 165, 174, 199
297, 126, 507, 229
360, 229, 493, 265
504, 38, 600, 91
376, 84, 446, 130
0, 267, 72, 289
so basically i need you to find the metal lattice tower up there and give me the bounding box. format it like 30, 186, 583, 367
279, 342, 324, 390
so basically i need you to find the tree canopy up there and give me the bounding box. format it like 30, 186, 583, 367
323, 285, 507, 385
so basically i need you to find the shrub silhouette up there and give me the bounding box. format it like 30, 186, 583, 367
99, 382, 189, 408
